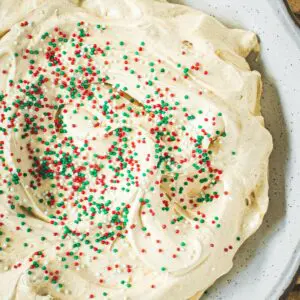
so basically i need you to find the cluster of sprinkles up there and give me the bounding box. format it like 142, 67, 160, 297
0, 20, 239, 296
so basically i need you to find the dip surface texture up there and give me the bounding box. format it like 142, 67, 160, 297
0, 0, 273, 299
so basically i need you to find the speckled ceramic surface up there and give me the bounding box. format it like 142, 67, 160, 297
169, 0, 300, 299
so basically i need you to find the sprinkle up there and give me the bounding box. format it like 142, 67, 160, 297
0, 20, 225, 293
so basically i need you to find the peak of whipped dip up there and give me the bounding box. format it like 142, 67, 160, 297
0, 0, 272, 299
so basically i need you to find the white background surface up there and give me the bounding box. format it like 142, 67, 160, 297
169, 0, 300, 299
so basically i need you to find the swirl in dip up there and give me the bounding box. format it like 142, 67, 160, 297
0, 0, 273, 299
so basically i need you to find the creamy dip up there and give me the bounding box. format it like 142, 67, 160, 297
0, 0, 272, 299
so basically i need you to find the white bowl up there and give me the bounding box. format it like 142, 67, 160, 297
169, 0, 300, 299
